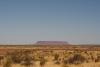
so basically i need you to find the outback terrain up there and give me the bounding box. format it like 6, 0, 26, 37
0, 41, 100, 67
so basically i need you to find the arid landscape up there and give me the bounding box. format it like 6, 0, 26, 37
0, 41, 100, 67
0, 0, 100, 67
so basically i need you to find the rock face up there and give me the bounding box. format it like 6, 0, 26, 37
35, 41, 69, 45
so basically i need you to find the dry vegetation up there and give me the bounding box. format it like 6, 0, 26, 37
0, 45, 100, 67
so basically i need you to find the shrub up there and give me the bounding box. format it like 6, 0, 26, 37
21, 50, 33, 67
3, 56, 12, 67
55, 60, 60, 64
95, 55, 100, 62
9, 50, 23, 64
54, 54, 59, 61
0, 56, 4, 65
64, 54, 86, 64
40, 57, 46, 67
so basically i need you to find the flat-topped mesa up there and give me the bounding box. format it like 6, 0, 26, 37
35, 41, 70, 45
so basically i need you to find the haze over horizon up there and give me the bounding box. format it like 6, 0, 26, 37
0, 0, 100, 44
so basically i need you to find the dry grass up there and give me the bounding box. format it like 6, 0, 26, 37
0, 45, 100, 67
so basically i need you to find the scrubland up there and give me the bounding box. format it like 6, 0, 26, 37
0, 47, 100, 67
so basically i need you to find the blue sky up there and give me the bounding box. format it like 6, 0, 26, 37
0, 0, 100, 44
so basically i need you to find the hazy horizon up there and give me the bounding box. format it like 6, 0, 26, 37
0, 0, 100, 44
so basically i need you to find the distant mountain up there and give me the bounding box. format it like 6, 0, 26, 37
35, 41, 70, 45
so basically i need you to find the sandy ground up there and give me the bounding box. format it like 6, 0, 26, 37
0, 62, 100, 67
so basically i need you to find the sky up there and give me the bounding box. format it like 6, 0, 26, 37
0, 0, 100, 44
